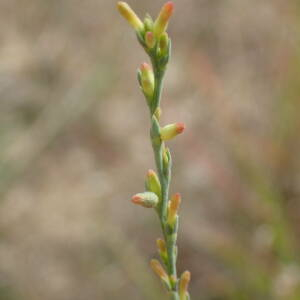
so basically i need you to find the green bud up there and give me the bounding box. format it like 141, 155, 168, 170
159, 32, 169, 56
156, 238, 168, 264
144, 13, 154, 31
154, 107, 162, 120
151, 116, 162, 147
163, 147, 170, 169
170, 275, 178, 289
137, 69, 142, 86
146, 169, 162, 199
140, 62, 155, 98
162, 146, 172, 176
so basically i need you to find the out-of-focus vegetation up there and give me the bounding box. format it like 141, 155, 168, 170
0, 1, 300, 299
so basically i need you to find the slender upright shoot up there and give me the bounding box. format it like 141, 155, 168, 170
117, 2, 191, 299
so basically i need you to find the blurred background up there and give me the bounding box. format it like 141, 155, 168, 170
0, 0, 300, 299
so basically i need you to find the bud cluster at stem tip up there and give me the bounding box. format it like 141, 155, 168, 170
117, 1, 174, 40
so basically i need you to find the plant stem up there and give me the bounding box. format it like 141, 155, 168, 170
170, 291, 180, 300
151, 60, 180, 298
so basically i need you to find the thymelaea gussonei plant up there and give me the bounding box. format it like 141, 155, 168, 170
117, 2, 191, 299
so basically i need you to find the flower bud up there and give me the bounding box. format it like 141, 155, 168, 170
160, 123, 185, 141
159, 32, 169, 55
167, 193, 181, 226
144, 14, 154, 31
150, 259, 171, 288
140, 62, 155, 98
163, 147, 170, 169
154, 107, 162, 120
145, 31, 156, 49
151, 116, 161, 146
179, 271, 191, 300
156, 238, 167, 253
117, 2, 144, 32
146, 169, 162, 199
154, 1, 174, 38
156, 238, 168, 263
170, 275, 177, 288
132, 192, 159, 208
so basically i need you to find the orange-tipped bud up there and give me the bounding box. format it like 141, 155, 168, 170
145, 31, 156, 49
179, 271, 191, 300
154, 1, 174, 38
117, 2, 144, 32
150, 259, 170, 285
140, 62, 152, 74
167, 193, 181, 226
140, 62, 155, 98
160, 123, 185, 141
132, 192, 159, 208
146, 169, 162, 199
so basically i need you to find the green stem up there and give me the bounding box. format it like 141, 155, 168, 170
150, 57, 165, 115
170, 291, 180, 300
150, 57, 179, 298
